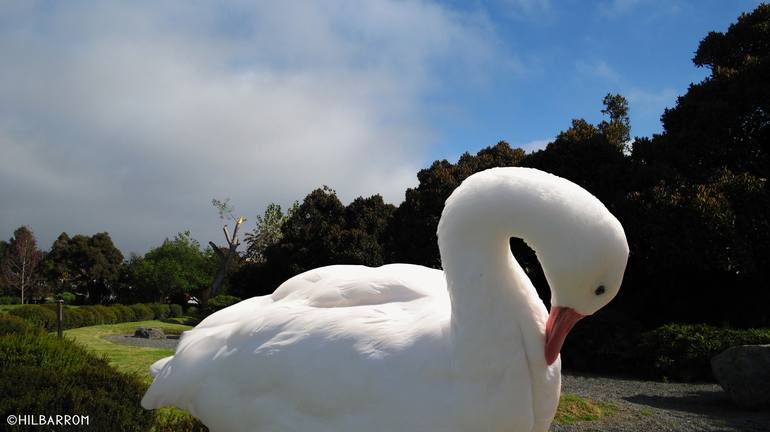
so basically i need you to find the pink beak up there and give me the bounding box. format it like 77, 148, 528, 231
545, 306, 585, 365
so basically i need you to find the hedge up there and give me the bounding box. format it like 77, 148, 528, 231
8, 305, 57, 330
207, 295, 242, 314
8, 303, 186, 332
0, 317, 154, 431
562, 316, 770, 382
148, 303, 171, 320
640, 324, 770, 382
0, 296, 21, 305
130, 304, 154, 321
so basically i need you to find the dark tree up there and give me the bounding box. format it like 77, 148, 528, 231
385, 142, 525, 268
1, 226, 43, 303
44, 232, 123, 304
122, 232, 216, 304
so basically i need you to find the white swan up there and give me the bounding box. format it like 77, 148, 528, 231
142, 167, 629, 432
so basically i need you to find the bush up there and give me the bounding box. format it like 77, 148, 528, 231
92, 305, 117, 324
168, 304, 183, 318
111, 304, 137, 323
207, 295, 241, 314
74, 307, 98, 327
0, 332, 153, 431
186, 306, 199, 317
0, 315, 41, 336
130, 304, 154, 321
56, 291, 77, 304
0, 296, 21, 305
9, 305, 57, 331
640, 323, 770, 382
148, 303, 171, 320
60, 307, 83, 329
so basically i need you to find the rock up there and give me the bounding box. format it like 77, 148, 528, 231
134, 327, 166, 339
711, 344, 770, 409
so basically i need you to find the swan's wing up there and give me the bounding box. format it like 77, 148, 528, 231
272, 264, 444, 307
142, 264, 449, 418
188, 264, 445, 332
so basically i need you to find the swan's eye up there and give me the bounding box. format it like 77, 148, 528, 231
594, 285, 606, 296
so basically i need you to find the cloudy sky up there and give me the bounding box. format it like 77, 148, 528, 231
0, 0, 761, 255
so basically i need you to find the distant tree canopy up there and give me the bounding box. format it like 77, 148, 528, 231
42, 232, 123, 304
230, 188, 395, 299
121, 232, 216, 304
245, 203, 296, 264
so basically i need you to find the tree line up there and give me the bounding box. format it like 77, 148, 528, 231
2, 5, 768, 328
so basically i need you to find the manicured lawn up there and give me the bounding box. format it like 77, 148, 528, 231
65, 320, 207, 431
64, 320, 192, 384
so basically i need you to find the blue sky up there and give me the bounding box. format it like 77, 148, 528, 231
0, 0, 763, 254
428, 0, 761, 160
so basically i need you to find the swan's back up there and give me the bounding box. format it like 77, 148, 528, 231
142, 264, 474, 431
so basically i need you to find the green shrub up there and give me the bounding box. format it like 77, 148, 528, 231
207, 295, 241, 314
130, 304, 154, 321
56, 291, 77, 304
111, 304, 137, 323
79, 306, 104, 325
148, 303, 171, 320
640, 323, 770, 382
0, 332, 153, 431
0, 315, 41, 336
61, 307, 84, 329
90, 305, 117, 324
168, 304, 183, 318
9, 305, 57, 331
0, 296, 21, 305
74, 307, 98, 327
186, 306, 199, 317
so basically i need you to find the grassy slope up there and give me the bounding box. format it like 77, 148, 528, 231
64, 320, 191, 383
65, 320, 206, 431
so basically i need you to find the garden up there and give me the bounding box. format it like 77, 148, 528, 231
1, 3, 770, 431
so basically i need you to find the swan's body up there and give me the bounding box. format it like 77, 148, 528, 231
142, 167, 629, 432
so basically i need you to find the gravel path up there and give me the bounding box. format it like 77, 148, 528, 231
552, 373, 770, 431
106, 335, 180, 350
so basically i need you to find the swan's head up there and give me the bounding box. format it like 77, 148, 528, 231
438, 167, 629, 365
539, 185, 629, 365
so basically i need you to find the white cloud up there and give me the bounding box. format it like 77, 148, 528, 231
0, 0, 498, 254
519, 138, 552, 152
575, 60, 622, 84
597, 0, 681, 18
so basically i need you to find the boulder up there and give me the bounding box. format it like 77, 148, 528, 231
134, 327, 166, 339
711, 344, 770, 409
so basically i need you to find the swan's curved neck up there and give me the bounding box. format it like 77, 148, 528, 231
437, 173, 557, 370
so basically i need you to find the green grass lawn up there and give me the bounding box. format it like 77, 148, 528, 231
554, 393, 618, 425
64, 320, 191, 383
65, 320, 207, 431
